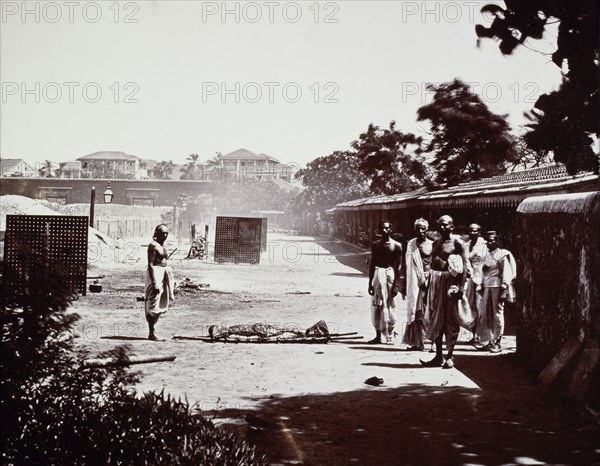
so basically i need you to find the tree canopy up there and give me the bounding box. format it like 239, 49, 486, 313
417, 79, 518, 185
476, 0, 599, 173
292, 150, 370, 214
179, 154, 200, 180
351, 122, 430, 195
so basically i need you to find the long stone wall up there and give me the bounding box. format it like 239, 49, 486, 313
0, 178, 214, 206
516, 191, 600, 408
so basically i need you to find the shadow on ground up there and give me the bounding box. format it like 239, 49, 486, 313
313, 237, 370, 275
214, 351, 600, 466
193, 236, 598, 464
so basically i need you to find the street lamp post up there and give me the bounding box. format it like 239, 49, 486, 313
103, 182, 114, 204
89, 186, 96, 227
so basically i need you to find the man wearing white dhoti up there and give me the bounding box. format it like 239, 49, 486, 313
368, 221, 403, 345
476, 231, 517, 353
145, 224, 175, 340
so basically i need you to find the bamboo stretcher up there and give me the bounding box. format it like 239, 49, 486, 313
172, 332, 362, 344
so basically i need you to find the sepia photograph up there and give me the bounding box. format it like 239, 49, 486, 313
1, 1, 599, 464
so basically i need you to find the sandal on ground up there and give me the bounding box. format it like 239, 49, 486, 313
420, 357, 444, 367
364, 376, 384, 386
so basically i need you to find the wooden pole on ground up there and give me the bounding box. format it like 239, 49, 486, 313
538, 336, 583, 386
83, 355, 176, 368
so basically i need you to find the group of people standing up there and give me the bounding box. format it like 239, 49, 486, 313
368, 216, 517, 369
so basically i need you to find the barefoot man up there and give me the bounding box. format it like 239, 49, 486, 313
368, 221, 403, 345
421, 215, 468, 369
145, 224, 175, 340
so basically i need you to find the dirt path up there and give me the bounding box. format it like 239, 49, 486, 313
74, 233, 600, 465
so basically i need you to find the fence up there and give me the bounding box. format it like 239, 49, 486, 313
93, 218, 162, 239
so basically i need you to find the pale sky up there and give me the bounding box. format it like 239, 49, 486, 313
1, 0, 563, 168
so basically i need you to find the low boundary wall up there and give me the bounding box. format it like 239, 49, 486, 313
516, 191, 599, 409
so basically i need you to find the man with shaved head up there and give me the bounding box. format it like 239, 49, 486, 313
368, 220, 403, 344
421, 215, 469, 369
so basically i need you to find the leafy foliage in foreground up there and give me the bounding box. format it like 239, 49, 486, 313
476, 0, 599, 174
0, 262, 265, 465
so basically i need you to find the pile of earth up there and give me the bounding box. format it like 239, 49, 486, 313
0, 195, 115, 267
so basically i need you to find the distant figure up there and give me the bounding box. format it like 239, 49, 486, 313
344, 223, 352, 242
402, 218, 433, 351
328, 221, 336, 238
476, 231, 517, 353
465, 223, 487, 343
145, 224, 175, 340
421, 215, 468, 369
368, 221, 403, 345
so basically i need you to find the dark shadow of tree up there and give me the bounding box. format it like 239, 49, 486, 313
211, 351, 600, 466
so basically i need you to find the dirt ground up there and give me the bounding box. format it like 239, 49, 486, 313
73, 232, 600, 465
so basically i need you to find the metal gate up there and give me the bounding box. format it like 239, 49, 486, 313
3, 215, 88, 296
214, 216, 262, 264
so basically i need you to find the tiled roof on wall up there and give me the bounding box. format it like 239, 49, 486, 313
333, 164, 599, 210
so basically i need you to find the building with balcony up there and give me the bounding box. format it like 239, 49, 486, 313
211, 148, 296, 182
76, 151, 142, 180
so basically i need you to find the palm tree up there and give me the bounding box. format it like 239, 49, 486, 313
154, 160, 175, 180
179, 154, 200, 180
38, 159, 55, 178
203, 152, 222, 181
